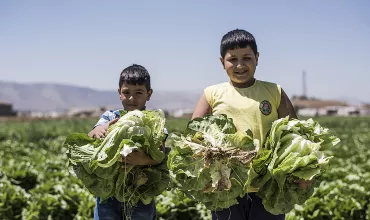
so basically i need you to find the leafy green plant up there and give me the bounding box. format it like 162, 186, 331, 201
64, 110, 170, 209
167, 114, 258, 210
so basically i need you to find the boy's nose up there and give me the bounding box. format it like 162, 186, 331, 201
236, 60, 245, 68
236, 62, 244, 68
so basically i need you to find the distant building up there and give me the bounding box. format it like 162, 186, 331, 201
291, 97, 358, 116
359, 104, 370, 116
66, 106, 107, 118
292, 97, 348, 109
170, 108, 194, 118
0, 103, 17, 117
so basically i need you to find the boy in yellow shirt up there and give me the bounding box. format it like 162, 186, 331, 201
192, 29, 312, 220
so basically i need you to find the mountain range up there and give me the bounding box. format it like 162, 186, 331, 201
0, 81, 201, 112
1, 80, 365, 112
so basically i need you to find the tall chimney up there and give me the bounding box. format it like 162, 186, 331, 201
302, 70, 307, 99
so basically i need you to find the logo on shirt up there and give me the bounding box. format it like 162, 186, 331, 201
260, 100, 272, 116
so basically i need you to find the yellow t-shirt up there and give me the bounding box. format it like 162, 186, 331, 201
204, 80, 281, 145
204, 80, 281, 192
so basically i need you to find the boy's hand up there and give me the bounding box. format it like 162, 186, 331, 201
88, 118, 119, 138
295, 178, 315, 189
119, 149, 160, 167
88, 125, 107, 138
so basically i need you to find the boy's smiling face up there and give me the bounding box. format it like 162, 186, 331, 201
220, 46, 259, 87
118, 82, 152, 111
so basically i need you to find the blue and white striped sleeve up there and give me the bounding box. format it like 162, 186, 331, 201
94, 110, 119, 128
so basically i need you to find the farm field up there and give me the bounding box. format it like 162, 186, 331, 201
0, 116, 369, 220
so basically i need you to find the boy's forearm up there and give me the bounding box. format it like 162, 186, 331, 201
144, 157, 162, 165
143, 144, 165, 165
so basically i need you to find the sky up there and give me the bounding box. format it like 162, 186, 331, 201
1, 1, 369, 102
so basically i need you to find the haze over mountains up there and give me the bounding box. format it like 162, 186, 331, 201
1, 80, 366, 113
0, 81, 201, 112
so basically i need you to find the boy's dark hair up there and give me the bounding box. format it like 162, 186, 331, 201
119, 64, 151, 91
220, 29, 258, 58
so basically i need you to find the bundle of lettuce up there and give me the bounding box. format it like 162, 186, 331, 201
248, 116, 340, 215
64, 110, 170, 207
167, 114, 259, 211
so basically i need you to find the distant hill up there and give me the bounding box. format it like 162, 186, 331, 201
0, 81, 201, 112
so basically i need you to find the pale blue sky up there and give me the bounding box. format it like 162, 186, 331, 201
1, 1, 369, 102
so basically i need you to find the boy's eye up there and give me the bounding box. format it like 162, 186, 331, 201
122, 91, 130, 95
229, 58, 237, 62
244, 57, 251, 61
136, 92, 143, 95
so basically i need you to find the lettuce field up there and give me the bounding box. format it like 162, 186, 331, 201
0, 116, 369, 220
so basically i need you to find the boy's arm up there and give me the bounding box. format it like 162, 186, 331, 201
88, 110, 119, 138
192, 93, 211, 119
122, 149, 161, 166
121, 129, 168, 166
277, 88, 298, 119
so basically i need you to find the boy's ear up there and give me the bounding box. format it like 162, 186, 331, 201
117, 88, 121, 96
255, 52, 260, 66
147, 89, 153, 101
219, 57, 225, 69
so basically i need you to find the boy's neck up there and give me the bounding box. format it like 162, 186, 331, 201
124, 106, 146, 111
230, 78, 256, 88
